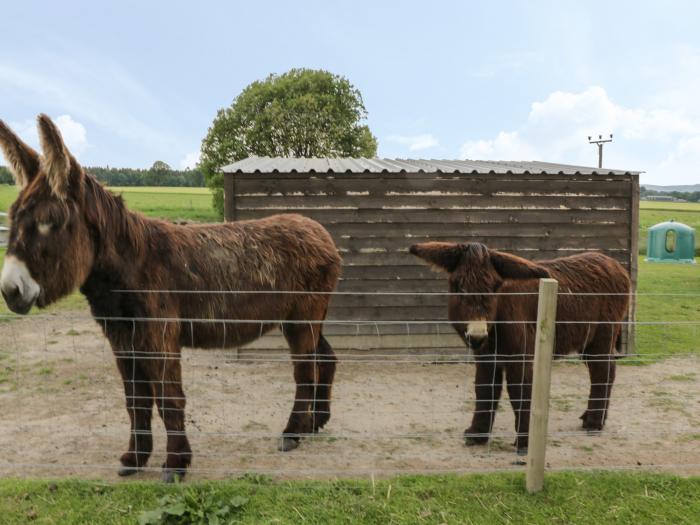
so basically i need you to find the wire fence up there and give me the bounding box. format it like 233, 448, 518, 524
0, 288, 698, 482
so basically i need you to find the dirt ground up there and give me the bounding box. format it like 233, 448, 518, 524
0, 313, 698, 481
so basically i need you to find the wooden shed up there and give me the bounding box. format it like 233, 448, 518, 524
222, 158, 640, 355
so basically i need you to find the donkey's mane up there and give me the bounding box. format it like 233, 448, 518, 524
463, 242, 489, 261
81, 173, 150, 260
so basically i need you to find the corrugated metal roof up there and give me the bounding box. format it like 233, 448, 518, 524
221, 157, 640, 175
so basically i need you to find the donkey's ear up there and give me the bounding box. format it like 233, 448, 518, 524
0, 119, 41, 188
37, 114, 76, 199
489, 250, 550, 280
409, 242, 465, 273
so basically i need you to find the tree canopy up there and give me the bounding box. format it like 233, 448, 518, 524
200, 68, 378, 216
151, 160, 172, 172
0, 165, 204, 188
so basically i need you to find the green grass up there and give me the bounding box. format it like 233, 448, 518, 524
0, 184, 218, 223
0, 472, 698, 524
635, 258, 700, 358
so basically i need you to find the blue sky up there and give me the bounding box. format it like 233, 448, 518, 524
2, 1, 700, 185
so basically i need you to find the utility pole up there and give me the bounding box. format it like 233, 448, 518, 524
588, 134, 613, 168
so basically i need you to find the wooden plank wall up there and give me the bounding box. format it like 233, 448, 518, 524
225, 172, 638, 351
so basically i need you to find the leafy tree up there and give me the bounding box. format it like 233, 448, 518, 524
151, 160, 172, 171
200, 68, 378, 216
1, 163, 204, 188
147, 160, 172, 186
0, 166, 13, 184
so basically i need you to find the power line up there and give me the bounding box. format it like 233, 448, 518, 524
588, 134, 613, 168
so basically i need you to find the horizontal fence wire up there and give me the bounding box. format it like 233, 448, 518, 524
0, 287, 698, 480
2, 314, 700, 326
109, 289, 700, 297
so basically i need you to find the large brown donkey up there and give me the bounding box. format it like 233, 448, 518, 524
0, 115, 342, 481
410, 242, 630, 454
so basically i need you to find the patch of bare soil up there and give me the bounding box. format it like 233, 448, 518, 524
0, 313, 698, 481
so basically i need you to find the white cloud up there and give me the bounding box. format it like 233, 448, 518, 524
656, 136, 700, 183
9, 114, 88, 160
54, 115, 88, 157
387, 134, 440, 151
528, 87, 698, 140
460, 85, 700, 184
460, 131, 538, 160
179, 151, 200, 170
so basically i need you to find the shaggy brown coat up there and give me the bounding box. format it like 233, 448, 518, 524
410, 242, 630, 453
0, 116, 341, 481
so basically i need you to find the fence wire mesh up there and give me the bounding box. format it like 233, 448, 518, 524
0, 289, 698, 480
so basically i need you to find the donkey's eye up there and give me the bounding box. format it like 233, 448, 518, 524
37, 222, 53, 235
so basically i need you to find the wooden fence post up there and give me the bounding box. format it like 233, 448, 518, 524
526, 278, 559, 493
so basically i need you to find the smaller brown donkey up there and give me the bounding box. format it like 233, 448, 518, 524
0, 115, 342, 481
410, 242, 630, 454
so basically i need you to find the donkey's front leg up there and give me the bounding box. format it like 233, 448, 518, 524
465, 358, 504, 446
152, 356, 192, 482
115, 356, 154, 476
505, 362, 533, 455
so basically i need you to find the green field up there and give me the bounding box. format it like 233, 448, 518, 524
0, 472, 698, 525
0, 184, 218, 223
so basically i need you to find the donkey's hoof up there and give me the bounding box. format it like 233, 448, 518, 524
464, 429, 489, 446
580, 411, 604, 432
117, 465, 141, 477
313, 413, 331, 431
161, 468, 186, 483
278, 436, 300, 452
516, 447, 528, 457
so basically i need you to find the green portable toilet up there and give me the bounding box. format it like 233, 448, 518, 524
646, 220, 696, 264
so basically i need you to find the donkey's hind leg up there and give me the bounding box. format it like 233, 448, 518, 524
313, 334, 336, 432
581, 325, 618, 431
115, 356, 154, 476
279, 322, 321, 451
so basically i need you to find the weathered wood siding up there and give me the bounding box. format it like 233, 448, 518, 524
225, 171, 638, 352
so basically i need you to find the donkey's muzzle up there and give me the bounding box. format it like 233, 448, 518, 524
463, 320, 489, 350
0, 255, 40, 315
2, 288, 34, 315
1, 284, 35, 314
